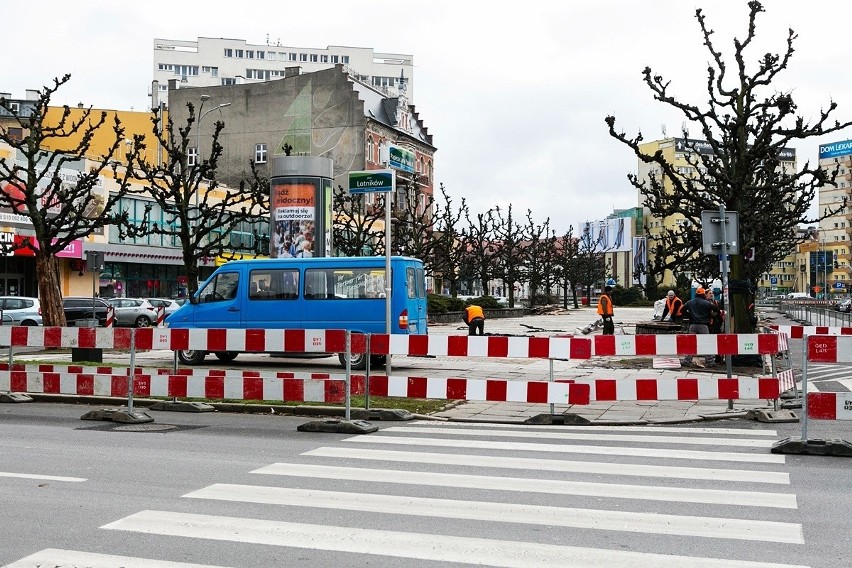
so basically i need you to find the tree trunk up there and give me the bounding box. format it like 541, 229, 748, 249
36, 252, 66, 327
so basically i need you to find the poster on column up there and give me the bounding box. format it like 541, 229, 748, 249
271, 180, 317, 258
633, 237, 647, 287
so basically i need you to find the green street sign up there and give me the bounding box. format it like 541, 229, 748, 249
349, 169, 394, 193
388, 145, 415, 173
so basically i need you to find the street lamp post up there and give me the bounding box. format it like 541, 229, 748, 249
194, 95, 232, 209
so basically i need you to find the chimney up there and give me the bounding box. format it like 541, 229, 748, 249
285, 66, 301, 78
25, 89, 40, 101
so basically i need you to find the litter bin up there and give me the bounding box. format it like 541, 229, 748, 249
72, 319, 102, 363
581, 297, 589, 306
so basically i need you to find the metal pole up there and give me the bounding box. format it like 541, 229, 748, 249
801, 334, 809, 441
549, 358, 555, 418
365, 335, 371, 411
719, 204, 734, 409
345, 330, 351, 421
384, 172, 394, 376
128, 328, 136, 413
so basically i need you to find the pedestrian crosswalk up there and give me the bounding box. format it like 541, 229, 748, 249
805, 363, 852, 392
5, 421, 810, 568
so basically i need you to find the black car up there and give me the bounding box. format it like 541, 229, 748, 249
62, 297, 110, 326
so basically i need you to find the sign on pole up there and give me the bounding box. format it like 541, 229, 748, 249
387, 145, 415, 174
700, 210, 740, 255
349, 169, 395, 194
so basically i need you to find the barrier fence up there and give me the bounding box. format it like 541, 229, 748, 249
0, 327, 789, 411
799, 335, 852, 443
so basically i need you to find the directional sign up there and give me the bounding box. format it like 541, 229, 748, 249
349, 169, 394, 194
387, 145, 415, 173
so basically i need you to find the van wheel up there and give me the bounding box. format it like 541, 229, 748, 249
338, 352, 367, 370
178, 350, 207, 365
214, 351, 239, 362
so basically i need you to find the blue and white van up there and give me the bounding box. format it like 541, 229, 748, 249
165, 256, 428, 368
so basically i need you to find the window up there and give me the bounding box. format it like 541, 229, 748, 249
224, 48, 233, 57
300, 53, 308, 62
305, 268, 385, 299
188, 147, 198, 167
246, 50, 254, 58
310, 54, 318, 62
158, 63, 174, 71
320, 55, 329, 63
255, 143, 268, 164
366, 137, 374, 164
342, 56, 349, 64
200, 271, 239, 302
331, 55, 339, 63
266, 51, 274, 60
249, 269, 299, 300
236, 49, 244, 58
290, 53, 298, 61
221, 78, 236, 86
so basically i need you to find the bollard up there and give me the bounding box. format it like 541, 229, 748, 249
156, 306, 165, 327
105, 305, 115, 328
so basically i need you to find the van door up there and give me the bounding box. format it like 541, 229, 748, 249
404, 264, 428, 335
192, 270, 242, 328
241, 267, 302, 328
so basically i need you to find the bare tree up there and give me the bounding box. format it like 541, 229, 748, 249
492, 204, 529, 307
522, 212, 554, 307
462, 209, 497, 298
0, 75, 140, 325
129, 103, 268, 299
606, 1, 851, 331
553, 228, 582, 309
391, 173, 438, 264
332, 185, 383, 257
432, 184, 469, 296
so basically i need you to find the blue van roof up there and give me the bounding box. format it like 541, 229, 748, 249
220, 256, 421, 267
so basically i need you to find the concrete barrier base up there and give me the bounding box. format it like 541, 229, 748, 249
149, 400, 216, 412
771, 437, 852, 457
80, 408, 154, 424
351, 408, 414, 421
0, 392, 33, 403
297, 419, 377, 434
747, 409, 799, 423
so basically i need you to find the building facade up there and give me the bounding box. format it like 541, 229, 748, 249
814, 139, 852, 298
153, 37, 414, 106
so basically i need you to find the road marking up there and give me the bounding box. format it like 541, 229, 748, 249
344, 435, 787, 463
103, 510, 810, 568
251, 463, 797, 508
410, 421, 780, 436
303, 447, 790, 484
0, 471, 86, 482
187, 483, 803, 543
384, 426, 775, 448
3, 548, 231, 567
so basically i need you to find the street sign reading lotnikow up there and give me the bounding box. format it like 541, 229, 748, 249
349, 169, 394, 194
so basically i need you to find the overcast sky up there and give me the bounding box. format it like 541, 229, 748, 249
6, 1, 852, 233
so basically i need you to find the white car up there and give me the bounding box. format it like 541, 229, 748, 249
106, 298, 158, 327
146, 298, 182, 317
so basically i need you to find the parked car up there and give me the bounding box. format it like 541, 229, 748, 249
0, 296, 42, 325
62, 297, 110, 326
107, 297, 157, 327
146, 298, 182, 317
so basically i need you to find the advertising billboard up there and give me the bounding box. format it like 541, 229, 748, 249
581, 217, 634, 253
818, 139, 852, 160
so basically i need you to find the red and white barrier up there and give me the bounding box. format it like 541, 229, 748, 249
369, 334, 592, 359
769, 325, 852, 338
564, 376, 784, 402
105, 306, 115, 328
592, 334, 780, 356
807, 392, 852, 420
0, 371, 347, 404
806, 335, 852, 363
156, 306, 165, 327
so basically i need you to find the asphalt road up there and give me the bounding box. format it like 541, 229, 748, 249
1, 403, 850, 567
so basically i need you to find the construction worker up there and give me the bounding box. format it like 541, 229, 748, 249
598, 286, 615, 335
661, 290, 684, 324
682, 287, 720, 368
463, 304, 485, 336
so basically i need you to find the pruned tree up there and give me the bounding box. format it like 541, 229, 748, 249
573, 223, 610, 300
129, 102, 268, 299
462, 209, 497, 298
431, 183, 468, 296
0, 75, 140, 326
553, 228, 582, 309
492, 204, 530, 307
390, 173, 438, 265
332, 185, 383, 257
605, 1, 851, 331
522, 212, 554, 307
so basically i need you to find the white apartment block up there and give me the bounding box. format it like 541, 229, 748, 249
152, 37, 414, 106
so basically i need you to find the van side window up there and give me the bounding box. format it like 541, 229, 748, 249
249, 269, 299, 300
305, 268, 385, 299
201, 272, 240, 302
407, 267, 417, 299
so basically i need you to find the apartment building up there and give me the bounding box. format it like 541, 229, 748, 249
153, 37, 414, 106
814, 139, 852, 297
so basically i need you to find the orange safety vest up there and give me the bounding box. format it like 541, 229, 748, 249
665, 296, 683, 317
465, 305, 484, 321
597, 294, 613, 316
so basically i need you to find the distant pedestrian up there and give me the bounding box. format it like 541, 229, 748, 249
463, 304, 485, 336
681, 287, 720, 368
598, 286, 615, 335
661, 290, 684, 324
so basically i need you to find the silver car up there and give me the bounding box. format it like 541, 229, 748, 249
146, 298, 182, 317
106, 297, 157, 327
0, 296, 42, 326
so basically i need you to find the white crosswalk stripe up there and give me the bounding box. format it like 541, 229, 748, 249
8, 421, 808, 568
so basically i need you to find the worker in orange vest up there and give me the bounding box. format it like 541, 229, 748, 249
463, 304, 485, 336
661, 290, 684, 324
597, 286, 615, 335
